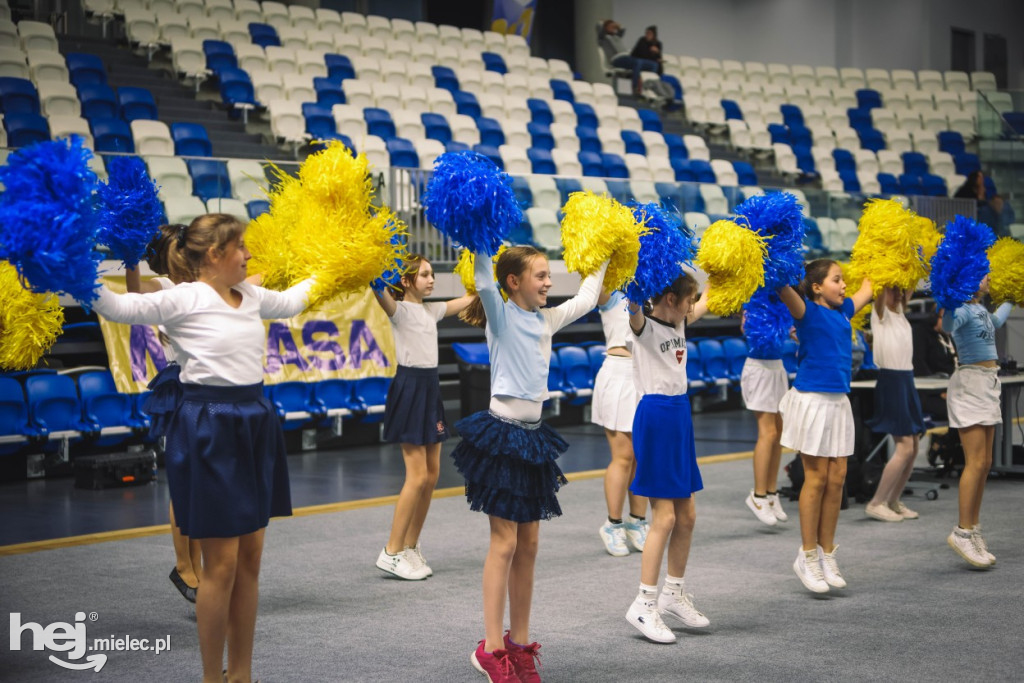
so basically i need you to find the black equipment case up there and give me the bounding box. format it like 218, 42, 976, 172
74, 451, 156, 490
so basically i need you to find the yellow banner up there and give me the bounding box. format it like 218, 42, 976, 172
97, 277, 396, 393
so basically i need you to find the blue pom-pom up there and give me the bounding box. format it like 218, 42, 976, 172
734, 192, 805, 290
421, 151, 521, 256
0, 137, 101, 305
94, 156, 166, 268
929, 215, 996, 311
624, 203, 697, 305
743, 288, 793, 356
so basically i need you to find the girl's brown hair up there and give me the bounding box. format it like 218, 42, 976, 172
391, 253, 427, 302
799, 258, 839, 300
651, 273, 699, 307
145, 224, 185, 281
460, 246, 545, 328
166, 213, 246, 284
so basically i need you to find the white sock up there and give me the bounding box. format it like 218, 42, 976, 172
663, 575, 685, 595
637, 583, 658, 605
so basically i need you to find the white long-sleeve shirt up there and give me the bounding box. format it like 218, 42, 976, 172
92, 279, 313, 386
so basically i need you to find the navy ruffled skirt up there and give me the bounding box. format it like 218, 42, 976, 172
867, 369, 926, 436
451, 410, 568, 522
383, 366, 450, 445
141, 362, 181, 439
163, 383, 292, 539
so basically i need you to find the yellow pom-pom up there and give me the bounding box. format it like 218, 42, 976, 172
850, 199, 926, 294
841, 262, 870, 332
453, 246, 506, 295
297, 141, 373, 213
696, 220, 767, 316
0, 262, 65, 371
915, 215, 942, 266
559, 191, 644, 291
987, 237, 1024, 305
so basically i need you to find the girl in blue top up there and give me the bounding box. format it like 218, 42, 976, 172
453, 246, 607, 683
778, 259, 873, 594
941, 274, 1014, 568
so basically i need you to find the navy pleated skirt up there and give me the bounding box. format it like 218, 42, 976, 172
867, 369, 926, 436
163, 383, 291, 539
451, 410, 568, 522
383, 365, 450, 445
631, 393, 703, 499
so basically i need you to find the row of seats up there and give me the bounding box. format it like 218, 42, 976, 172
0, 19, 60, 52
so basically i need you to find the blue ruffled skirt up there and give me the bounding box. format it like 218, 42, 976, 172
451, 410, 568, 522
141, 362, 181, 438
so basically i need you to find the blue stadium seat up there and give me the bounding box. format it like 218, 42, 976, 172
452, 90, 480, 118
25, 374, 98, 436
780, 104, 803, 127
637, 108, 662, 132
325, 54, 355, 81
218, 67, 256, 111
781, 339, 798, 378
65, 53, 107, 88
387, 137, 419, 168
832, 148, 856, 174
248, 22, 280, 48
549, 78, 573, 102
689, 159, 716, 183
721, 337, 748, 382
858, 128, 886, 152
557, 346, 594, 404
840, 169, 860, 192
313, 76, 345, 106
937, 131, 965, 156
601, 152, 628, 178
481, 51, 507, 74
118, 86, 158, 121
573, 102, 598, 129
91, 117, 133, 153
202, 39, 236, 75
265, 382, 325, 430
352, 377, 391, 423
3, 113, 49, 146
789, 124, 812, 148
78, 370, 146, 445
527, 121, 554, 150
78, 83, 117, 120
548, 347, 564, 393
721, 185, 743, 211
1003, 112, 1024, 135
576, 126, 600, 154
661, 73, 683, 103
587, 344, 606, 379
171, 122, 212, 156
678, 182, 702, 211
555, 177, 582, 203
604, 179, 632, 203
847, 107, 872, 130
527, 148, 556, 174
473, 144, 503, 168
802, 217, 825, 251
508, 215, 535, 246
921, 173, 947, 196
877, 172, 900, 194
767, 123, 789, 145
510, 175, 532, 206
364, 107, 395, 139
476, 116, 505, 146
445, 140, 470, 153
578, 150, 603, 176
431, 65, 459, 92
902, 151, 928, 176
0, 377, 38, 454
898, 173, 923, 195
308, 133, 354, 153
186, 158, 231, 200
0, 77, 40, 114
733, 160, 757, 185
856, 88, 881, 109
421, 112, 451, 144
621, 129, 645, 155
247, 199, 270, 218
527, 98, 552, 125
953, 152, 979, 175
302, 102, 336, 138
671, 158, 695, 182
686, 341, 706, 392
311, 379, 360, 418
793, 144, 816, 175
721, 98, 743, 120
664, 133, 687, 159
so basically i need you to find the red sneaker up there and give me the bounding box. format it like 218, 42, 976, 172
503, 631, 542, 683
471, 640, 519, 683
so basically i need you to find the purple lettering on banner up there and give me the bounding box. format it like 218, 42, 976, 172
302, 320, 346, 371
348, 319, 389, 369
264, 322, 310, 374
130, 325, 167, 381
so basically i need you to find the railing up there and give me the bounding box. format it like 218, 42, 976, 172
975, 88, 1023, 234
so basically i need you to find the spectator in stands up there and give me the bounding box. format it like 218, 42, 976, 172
598, 19, 660, 96
955, 171, 1013, 239
630, 25, 664, 75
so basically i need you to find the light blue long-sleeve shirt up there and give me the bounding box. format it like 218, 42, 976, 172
942, 301, 1013, 365
476, 255, 606, 402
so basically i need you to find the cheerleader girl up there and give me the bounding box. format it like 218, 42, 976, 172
455, 246, 607, 682
593, 289, 649, 556
86, 214, 314, 683
777, 259, 873, 594
942, 275, 1013, 567
864, 287, 927, 523
740, 308, 790, 527
624, 274, 712, 644
372, 254, 476, 580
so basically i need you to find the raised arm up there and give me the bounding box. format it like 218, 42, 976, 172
474, 252, 506, 333
850, 278, 874, 314
91, 286, 188, 326
257, 279, 315, 320
777, 285, 806, 320
686, 283, 711, 325
546, 261, 609, 332
444, 293, 478, 318
992, 301, 1014, 329
941, 307, 957, 333
125, 267, 166, 294
627, 299, 646, 335
372, 287, 398, 317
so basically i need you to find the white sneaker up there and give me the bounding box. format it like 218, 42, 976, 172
971, 526, 996, 565
793, 547, 829, 593
768, 492, 789, 522
816, 545, 847, 589
624, 518, 649, 552
406, 543, 433, 577
745, 491, 777, 526
376, 547, 429, 580
947, 527, 992, 568
865, 502, 904, 522
889, 501, 919, 520
625, 598, 676, 643
599, 521, 630, 557
658, 590, 710, 628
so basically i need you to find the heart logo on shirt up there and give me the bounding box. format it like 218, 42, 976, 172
675, 349, 684, 364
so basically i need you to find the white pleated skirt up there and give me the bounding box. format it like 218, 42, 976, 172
591, 354, 636, 433
947, 365, 1001, 429
740, 358, 788, 413
779, 388, 855, 457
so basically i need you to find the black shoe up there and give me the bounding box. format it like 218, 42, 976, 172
169, 567, 197, 603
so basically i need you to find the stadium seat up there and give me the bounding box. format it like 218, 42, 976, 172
90, 117, 133, 153
118, 86, 158, 121
186, 158, 231, 200
351, 377, 391, 422
202, 39, 236, 75
248, 22, 280, 48
0, 76, 39, 114
302, 102, 336, 138
25, 374, 98, 437
721, 338, 748, 382
386, 137, 419, 168
3, 112, 48, 146
686, 341, 706, 391
557, 346, 594, 403
170, 122, 212, 156
78, 370, 147, 444
527, 147, 556, 174
265, 382, 325, 430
